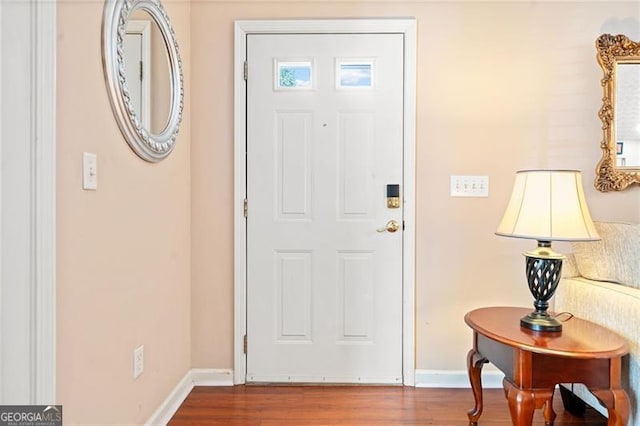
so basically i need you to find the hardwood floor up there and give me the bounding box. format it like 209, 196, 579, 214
169, 386, 607, 425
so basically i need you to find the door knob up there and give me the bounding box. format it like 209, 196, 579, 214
377, 220, 400, 233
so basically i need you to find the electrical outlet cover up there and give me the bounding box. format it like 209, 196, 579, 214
133, 345, 144, 379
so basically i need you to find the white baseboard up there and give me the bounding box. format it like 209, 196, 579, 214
414, 369, 504, 389
145, 369, 234, 426
190, 368, 235, 386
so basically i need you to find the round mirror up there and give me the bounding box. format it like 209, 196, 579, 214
102, 0, 183, 162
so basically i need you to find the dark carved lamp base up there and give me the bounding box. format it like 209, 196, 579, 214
521, 241, 564, 333
520, 311, 562, 332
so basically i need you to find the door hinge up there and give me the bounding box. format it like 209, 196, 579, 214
243, 199, 248, 218
243, 61, 248, 81
243, 334, 248, 354
139, 60, 144, 82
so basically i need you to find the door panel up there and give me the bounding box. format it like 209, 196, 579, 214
276, 112, 312, 220
339, 112, 374, 218
276, 250, 312, 341
246, 33, 404, 383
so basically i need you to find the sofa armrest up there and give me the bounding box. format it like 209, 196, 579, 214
555, 277, 640, 423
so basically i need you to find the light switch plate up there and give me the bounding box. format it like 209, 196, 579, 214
83, 152, 97, 190
133, 345, 144, 380
450, 175, 489, 197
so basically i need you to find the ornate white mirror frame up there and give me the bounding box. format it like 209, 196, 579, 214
102, 0, 184, 162
595, 33, 640, 191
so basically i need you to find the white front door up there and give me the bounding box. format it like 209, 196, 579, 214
246, 33, 405, 383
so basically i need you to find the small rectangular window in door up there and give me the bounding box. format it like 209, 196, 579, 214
274, 59, 314, 90
336, 59, 374, 89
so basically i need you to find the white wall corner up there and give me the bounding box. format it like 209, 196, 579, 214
145, 369, 234, 426
414, 369, 504, 389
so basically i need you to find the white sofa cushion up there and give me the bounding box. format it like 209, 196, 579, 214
571, 222, 640, 289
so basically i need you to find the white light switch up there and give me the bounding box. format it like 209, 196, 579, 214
83, 152, 97, 190
450, 175, 489, 197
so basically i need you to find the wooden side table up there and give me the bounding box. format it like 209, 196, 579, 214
465, 307, 629, 426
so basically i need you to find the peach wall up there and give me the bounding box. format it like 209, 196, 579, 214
56, 0, 191, 423
190, 0, 640, 374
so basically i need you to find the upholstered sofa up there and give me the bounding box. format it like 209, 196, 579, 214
554, 221, 640, 426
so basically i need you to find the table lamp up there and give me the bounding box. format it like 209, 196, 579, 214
496, 170, 599, 332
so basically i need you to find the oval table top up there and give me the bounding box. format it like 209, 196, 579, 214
465, 306, 629, 359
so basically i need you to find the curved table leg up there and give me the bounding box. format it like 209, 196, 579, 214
592, 388, 630, 426
504, 379, 536, 426
467, 348, 488, 425
543, 389, 556, 426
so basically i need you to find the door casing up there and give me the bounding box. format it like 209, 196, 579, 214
233, 19, 417, 385
0, 0, 56, 403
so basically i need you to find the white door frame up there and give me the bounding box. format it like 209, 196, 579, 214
233, 19, 416, 386
0, 0, 56, 403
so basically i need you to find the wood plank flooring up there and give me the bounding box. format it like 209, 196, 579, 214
169, 386, 607, 425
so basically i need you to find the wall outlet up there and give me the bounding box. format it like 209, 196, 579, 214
133, 345, 144, 379
450, 175, 489, 197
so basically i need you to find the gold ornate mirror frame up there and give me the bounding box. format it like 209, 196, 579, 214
595, 34, 640, 192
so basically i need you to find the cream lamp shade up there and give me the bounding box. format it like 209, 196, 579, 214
496, 169, 599, 332
496, 170, 599, 242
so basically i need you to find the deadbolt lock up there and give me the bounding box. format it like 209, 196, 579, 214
386, 184, 400, 208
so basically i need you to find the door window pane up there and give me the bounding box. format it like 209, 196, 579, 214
337, 60, 374, 89
275, 60, 313, 90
